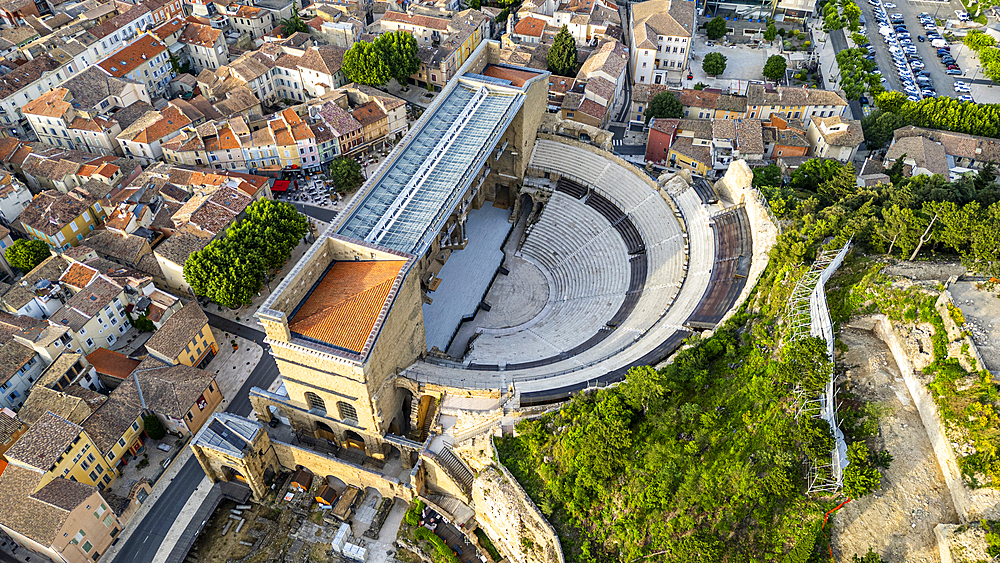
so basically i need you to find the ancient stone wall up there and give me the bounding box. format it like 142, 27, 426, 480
472, 464, 564, 563
713, 160, 779, 327
419, 452, 471, 502
271, 440, 415, 501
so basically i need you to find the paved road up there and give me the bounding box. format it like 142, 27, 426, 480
111, 315, 276, 563
829, 28, 866, 121
291, 202, 339, 223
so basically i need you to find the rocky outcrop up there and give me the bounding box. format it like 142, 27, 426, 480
472, 465, 563, 563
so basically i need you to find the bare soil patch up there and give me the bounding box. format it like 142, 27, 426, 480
831, 328, 958, 563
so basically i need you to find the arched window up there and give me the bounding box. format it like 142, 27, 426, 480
304, 392, 326, 414
337, 401, 358, 422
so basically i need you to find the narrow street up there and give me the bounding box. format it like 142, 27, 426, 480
111, 315, 277, 563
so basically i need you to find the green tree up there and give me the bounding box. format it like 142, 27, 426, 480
702, 52, 727, 76
278, 5, 307, 36
875, 204, 918, 256
143, 414, 166, 440
852, 548, 888, 563
752, 164, 782, 189
842, 1, 861, 28
964, 201, 1000, 277
342, 40, 391, 86
376, 30, 421, 87
5, 239, 50, 272
762, 54, 787, 82
705, 16, 727, 40
330, 157, 364, 193
874, 91, 908, 114
965, 29, 997, 50
843, 441, 892, 498
861, 110, 909, 150
764, 22, 778, 42
547, 26, 578, 77
645, 91, 683, 122
133, 315, 155, 332
789, 158, 844, 192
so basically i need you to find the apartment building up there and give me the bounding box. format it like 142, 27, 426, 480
116, 103, 193, 163
222, 4, 275, 41
23, 88, 123, 155
145, 301, 218, 368
179, 21, 230, 73
17, 189, 107, 250
97, 34, 174, 99
630, 0, 696, 85
0, 173, 32, 224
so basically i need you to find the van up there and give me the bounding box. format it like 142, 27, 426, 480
931, 38, 947, 48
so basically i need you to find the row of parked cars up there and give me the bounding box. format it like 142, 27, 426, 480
863, 5, 974, 103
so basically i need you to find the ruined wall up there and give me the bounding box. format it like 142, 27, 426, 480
271, 440, 415, 501
862, 315, 1000, 522
712, 160, 779, 327
419, 452, 470, 502
472, 464, 564, 563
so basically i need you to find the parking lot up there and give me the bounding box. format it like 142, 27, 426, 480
856, 0, 978, 102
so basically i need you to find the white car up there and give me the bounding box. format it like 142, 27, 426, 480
885, 2, 896, 7
958, 95, 975, 102
954, 80, 970, 89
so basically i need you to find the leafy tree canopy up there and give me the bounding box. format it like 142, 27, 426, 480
330, 157, 364, 194
645, 92, 683, 123
547, 26, 578, 77
5, 239, 50, 272
705, 16, 727, 40
763, 22, 777, 41
762, 54, 787, 82
702, 51, 727, 77
278, 5, 307, 36
375, 30, 421, 86
184, 199, 309, 308
342, 40, 391, 86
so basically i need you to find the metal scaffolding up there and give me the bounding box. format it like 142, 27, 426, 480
785, 241, 852, 494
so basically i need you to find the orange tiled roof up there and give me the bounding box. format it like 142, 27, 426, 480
514, 17, 546, 37
288, 260, 406, 354
59, 262, 99, 289
85, 348, 140, 380
22, 88, 71, 119
97, 35, 167, 78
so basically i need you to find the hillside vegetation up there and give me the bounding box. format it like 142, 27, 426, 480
498, 159, 1000, 562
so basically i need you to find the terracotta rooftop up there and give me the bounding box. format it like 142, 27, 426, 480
97, 35, 167, 79
288, 260, 406, 354
481, 64, 539, 87
17, 385, 100, 426
86, 348, 141, 380
0, 466, 81, 546
130, 356, 216, 418
82, 381, 142, 455
513, 17, 546, 37
22, 88, 72, 119
179, 21, 221, 47
59, 262, 99, 290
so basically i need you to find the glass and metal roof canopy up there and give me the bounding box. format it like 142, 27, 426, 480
336, 79, 525, 256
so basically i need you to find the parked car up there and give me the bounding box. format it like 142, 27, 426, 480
917, 35, 926, 42
958, 95, 975, 102
946, 68, 963, 75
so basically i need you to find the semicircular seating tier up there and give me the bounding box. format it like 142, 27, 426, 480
404, 139, 727, 406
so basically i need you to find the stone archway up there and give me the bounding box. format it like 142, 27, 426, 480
315, 420, 336, 441
344, 430, 366, 453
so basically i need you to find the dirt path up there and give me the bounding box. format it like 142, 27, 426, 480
831, 328, 958, 563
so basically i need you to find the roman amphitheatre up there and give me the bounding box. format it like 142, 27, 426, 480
189, 40, 776, 563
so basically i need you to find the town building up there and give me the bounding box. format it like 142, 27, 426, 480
16, 189, 108, 250
804, 115, 864, 163
630, 0, 696, 86
96, 34, 174, 99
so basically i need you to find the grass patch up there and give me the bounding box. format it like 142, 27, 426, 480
474, 528, 502, 562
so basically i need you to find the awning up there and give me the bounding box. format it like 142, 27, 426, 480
272, 180, 291, 192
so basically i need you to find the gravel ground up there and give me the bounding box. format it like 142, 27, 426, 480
831, 327, 958, 563
948, 281, 1000, 376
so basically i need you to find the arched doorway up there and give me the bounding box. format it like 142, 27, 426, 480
398, 389, 413, 437
222, 466, 246, 484
315, 421, 336, 441
344, 430, 366, 453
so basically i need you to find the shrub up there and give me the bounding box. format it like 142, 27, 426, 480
415, 527, 459, 563
143, 414, 166, 440
404, 499, 425, 526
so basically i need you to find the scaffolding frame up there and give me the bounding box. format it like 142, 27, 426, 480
785, 241, 851, 494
